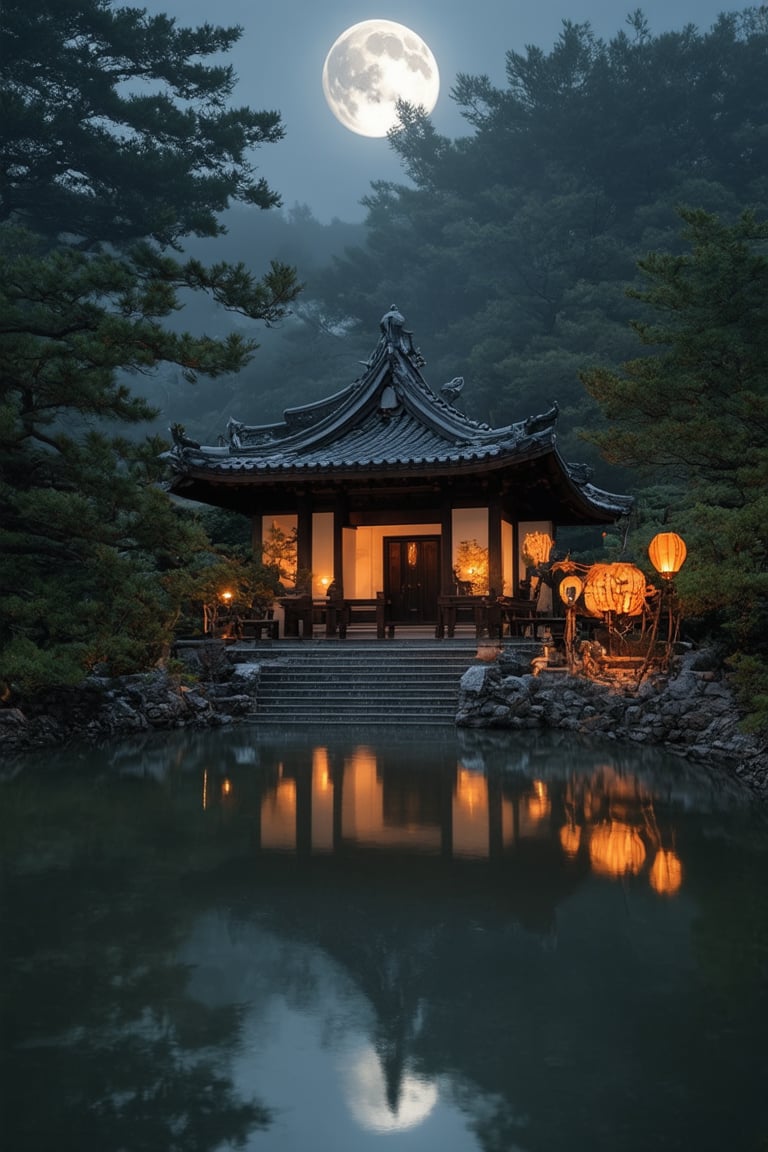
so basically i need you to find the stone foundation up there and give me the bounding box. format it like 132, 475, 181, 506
457, 648, 768, 795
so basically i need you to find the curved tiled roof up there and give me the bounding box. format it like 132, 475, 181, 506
165, 307, 633, 520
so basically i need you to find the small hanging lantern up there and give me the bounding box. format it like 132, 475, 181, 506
523, 531, 554, 568
558, 574, 584, 606
583, 563, 648, 617
648, 532, 687, 580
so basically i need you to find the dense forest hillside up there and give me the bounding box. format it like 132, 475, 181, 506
152, 10, 767, 485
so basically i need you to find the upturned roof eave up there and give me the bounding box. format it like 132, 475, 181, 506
166, 433, 555, 488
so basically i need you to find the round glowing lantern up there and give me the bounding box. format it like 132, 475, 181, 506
583, 563, 648, 617
558, 574, 584, 606
589, 821, 646, 877
648, 532, 687, 580
649, 849, 683, 895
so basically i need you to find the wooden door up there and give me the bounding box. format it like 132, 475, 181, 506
384, 536, 440, 623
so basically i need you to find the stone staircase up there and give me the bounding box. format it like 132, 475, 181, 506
240, 639, 490, 727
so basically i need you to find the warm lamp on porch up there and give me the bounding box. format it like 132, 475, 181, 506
648, 532, 687, 580
523, 532, 554, 568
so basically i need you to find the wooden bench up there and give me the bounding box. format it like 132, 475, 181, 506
240, 617, 279, 641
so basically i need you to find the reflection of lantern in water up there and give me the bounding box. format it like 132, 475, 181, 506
456, 768, 486, 815
526, 780, 551, 822
559, 822, 582, 858
221, 777, 233, 797
589, 821, 646, 877
649, 849, 683, 895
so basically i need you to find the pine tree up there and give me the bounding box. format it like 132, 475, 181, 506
582, 209, 768, 726
0, 1, 302, 693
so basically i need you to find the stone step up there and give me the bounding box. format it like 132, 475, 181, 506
241, 640, 531, 727
255, 672, 465, 677
212, 632, 542, 726
248, 714, 457, 726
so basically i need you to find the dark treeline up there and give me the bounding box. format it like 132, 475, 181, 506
159, 10, 767, 474
1, 2, 766, 722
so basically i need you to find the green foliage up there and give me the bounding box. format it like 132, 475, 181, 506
288, 9, 768, 474
0, 770, 270, 1150
727, 653, 768, 733
582, 209, 768, 728
260, 523, 298, 584
1, 0, 285, 246
166, 551, 282, 636
0, 1, 302, 696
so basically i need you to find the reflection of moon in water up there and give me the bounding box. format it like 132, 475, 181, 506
322, 19, 440, 138
345, 1046, 438, 1132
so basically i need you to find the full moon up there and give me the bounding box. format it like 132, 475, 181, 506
322, 19, 440, 138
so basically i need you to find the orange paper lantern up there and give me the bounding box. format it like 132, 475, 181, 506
648, 532, 687, 580
558, 574, 584, 605
583, 563, 648, 617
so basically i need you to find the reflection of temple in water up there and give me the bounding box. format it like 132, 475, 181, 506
202, 743, 683, 897
194, 738, 692, 1135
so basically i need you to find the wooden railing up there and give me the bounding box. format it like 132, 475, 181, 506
279, 594, 394, 639
277, 593, 565, 641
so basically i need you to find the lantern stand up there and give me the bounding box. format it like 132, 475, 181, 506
646, 532, 687, 672
558, 574, 584, 671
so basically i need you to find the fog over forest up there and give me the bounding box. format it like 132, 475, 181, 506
145, 5, 767, 482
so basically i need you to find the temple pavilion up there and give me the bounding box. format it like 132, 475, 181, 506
164, 307, 632, 631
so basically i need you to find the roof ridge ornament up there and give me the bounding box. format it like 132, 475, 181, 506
439, 376, 464, 406
523, 401, 559, 434
379, 305, 426, 368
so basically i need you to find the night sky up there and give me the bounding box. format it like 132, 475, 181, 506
142, 1, 751, 221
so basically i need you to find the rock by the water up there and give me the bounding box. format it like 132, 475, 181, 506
0, 662, 261, 762
457, 649, 768, 796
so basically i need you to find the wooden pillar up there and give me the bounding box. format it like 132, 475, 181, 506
296, 495, 312, 585
440, 498, 454, 595
488, 496, 503, 599
251, 516, 261, 556
332, 497, 345, 597
512, 521, 521, 594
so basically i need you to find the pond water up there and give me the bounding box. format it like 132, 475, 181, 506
2, 725, 767, 1152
